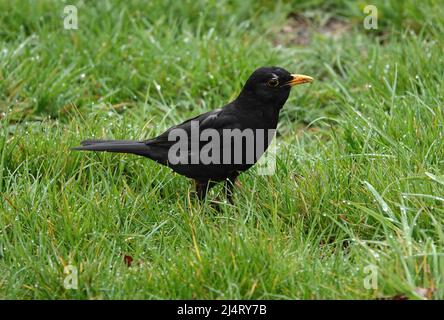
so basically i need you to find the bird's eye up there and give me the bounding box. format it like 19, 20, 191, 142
267, 78, 279, 87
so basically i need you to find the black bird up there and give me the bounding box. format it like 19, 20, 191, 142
72, 67, 313, 202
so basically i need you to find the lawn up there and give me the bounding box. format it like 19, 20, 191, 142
0, 0, 443, 299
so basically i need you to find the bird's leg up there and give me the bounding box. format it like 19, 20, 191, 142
195, 181, 207, 200
195, 180, 216, 201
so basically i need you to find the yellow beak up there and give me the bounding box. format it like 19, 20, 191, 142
287, 74, 314, 86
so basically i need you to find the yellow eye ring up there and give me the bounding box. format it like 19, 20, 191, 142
267, 79, 279, 87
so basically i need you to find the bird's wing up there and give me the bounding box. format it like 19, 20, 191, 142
145, 107, 240, 146
139, 106, 243, 169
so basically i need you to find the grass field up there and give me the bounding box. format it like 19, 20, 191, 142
0, 0, 443, 299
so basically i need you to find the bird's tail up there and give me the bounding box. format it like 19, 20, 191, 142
71, 139, 151, 156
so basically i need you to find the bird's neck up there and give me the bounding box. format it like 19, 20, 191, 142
233, 95, 282, 129
236, 93, 285, 111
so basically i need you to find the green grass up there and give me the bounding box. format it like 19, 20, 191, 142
1, 0, 443, 299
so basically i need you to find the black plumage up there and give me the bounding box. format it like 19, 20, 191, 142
72, 66, 313, 202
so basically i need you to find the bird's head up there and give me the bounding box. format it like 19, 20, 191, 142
238, 66, 313, 108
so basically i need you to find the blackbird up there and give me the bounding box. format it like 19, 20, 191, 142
72, 67, 313, 202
